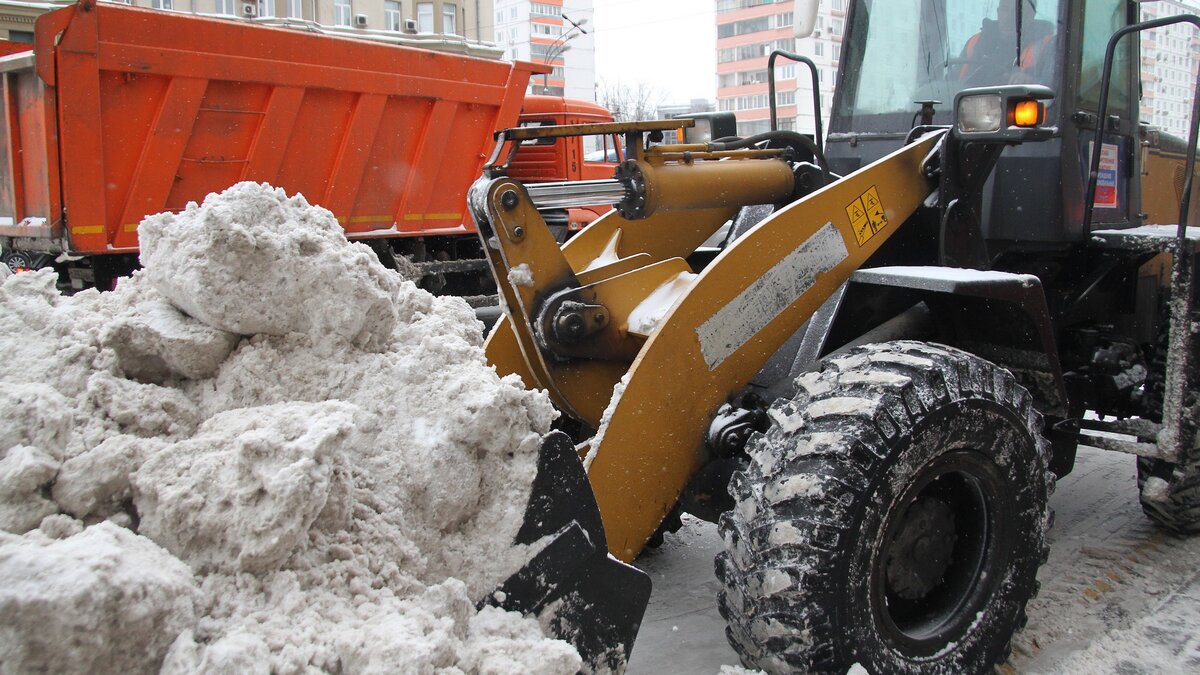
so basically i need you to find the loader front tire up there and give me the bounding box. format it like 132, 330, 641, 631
715, 342, 1054, 674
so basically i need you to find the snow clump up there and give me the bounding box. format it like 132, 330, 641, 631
0, 183, 579, 674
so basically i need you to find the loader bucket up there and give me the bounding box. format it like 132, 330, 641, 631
484, 431, 651, 672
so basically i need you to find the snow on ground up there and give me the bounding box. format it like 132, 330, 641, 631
0, 183, 580, 674
628, 446, 1200, 674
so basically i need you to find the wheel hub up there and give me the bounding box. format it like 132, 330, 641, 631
884, 496, 958, 600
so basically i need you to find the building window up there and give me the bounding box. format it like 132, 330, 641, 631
531, 2, 561, 17
286, 0, 302, 17
532, 22, 561, 37
385, 1, 401, 31
443, 2, 457, 34
258, 0, 273, 17
334, 0, 351, 26
215, 0, 235, 15
151, 0, 173, 9
417, 2, 433, 32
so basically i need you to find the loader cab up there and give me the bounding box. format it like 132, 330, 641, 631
825, 0, 1141, 260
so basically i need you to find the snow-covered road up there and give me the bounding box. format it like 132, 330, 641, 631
627, 446, 1200, 674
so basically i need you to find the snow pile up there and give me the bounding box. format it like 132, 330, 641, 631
0, 183, 579, 674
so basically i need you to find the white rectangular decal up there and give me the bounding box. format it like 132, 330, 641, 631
1089, 141, 1120, 209
697, 222, 849, 371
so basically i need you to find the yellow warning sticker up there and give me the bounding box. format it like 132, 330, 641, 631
846, 197, 871, 246
863, 186, 888, 233
845, 186, 888, 246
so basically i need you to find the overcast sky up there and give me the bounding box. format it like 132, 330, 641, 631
587, 0, 717, 105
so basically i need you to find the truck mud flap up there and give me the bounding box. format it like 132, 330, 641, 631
484, 431, 651, 672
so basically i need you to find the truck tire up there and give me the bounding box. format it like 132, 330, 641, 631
715, 341, 1054, 674
1138, 456, 1200, 533
1137, 311, 1200, 533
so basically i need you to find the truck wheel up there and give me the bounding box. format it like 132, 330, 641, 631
715, 341, 1054, 674
1137, 455, 1200, 533
1136, 311, 1200, 533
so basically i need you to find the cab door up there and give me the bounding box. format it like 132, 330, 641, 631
1072, 0, 1139, 230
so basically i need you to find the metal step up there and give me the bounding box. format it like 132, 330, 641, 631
1089, 225, 1200, 253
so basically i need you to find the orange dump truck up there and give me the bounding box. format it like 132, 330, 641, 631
0, 1, 617, 296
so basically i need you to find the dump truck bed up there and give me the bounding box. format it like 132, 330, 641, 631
0, 1, 544, 255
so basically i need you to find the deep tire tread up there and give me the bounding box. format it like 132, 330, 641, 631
715, 341, 1055, 674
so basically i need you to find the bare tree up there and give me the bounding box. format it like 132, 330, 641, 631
597, 79, 667, 122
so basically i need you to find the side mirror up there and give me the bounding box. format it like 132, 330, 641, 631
794, 0, 820, 39
953, 84, 1055, 143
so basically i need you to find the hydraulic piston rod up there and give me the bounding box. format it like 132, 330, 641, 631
525, 179, 630, 210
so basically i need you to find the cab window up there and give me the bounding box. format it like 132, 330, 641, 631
583, 134, 622, 163
835, 0, 1061, 128
1078, 0, 1131, 114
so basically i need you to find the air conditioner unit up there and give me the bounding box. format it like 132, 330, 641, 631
355, 14, 368, 27
404, 18, 417, 33
813, 28, 822, 37
242, 4, 256, 16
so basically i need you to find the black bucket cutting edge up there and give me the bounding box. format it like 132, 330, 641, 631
483, 431, 652, 673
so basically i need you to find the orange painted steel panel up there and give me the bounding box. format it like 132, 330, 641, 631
13, 2, 541, 255
113, 77, 207, 248
2, 73, 24, 222
242, 86, 306, 185
322, 93, 389, 222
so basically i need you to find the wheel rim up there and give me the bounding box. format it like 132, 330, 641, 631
871, 449, 1010, 653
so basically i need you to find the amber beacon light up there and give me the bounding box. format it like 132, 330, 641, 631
1013, 99, 1045, 127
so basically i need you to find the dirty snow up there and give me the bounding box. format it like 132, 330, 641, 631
625, 271, 696, 336
0, 183, 579, 674
584, 373, 630, 471
508, 263, 534, 288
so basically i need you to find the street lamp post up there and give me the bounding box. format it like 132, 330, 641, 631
541, 13, 588, 95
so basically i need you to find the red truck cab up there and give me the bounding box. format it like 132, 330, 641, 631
509, 95, 620, 239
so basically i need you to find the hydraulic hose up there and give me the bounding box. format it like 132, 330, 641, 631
711, 130, 830, 185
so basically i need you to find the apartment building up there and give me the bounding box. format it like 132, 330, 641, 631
0, 0, 493, 44
1140, 0, 1200, 139
715, 0, 841, 137
493, 0, 594, 100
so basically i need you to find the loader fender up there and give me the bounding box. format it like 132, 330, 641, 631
780, 266, 1075, 474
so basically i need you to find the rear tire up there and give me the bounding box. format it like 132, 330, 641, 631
1136, 310, 1200, 533
715, 341, 1054, 674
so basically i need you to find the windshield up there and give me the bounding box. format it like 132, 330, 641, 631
834, 0, 1061, 130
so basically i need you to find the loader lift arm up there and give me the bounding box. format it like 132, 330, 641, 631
471, 125, 944, 562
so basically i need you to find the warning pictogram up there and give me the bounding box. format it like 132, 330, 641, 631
863, 186, 888, 233
845, 197, 871, 245
845, 186, 888, 247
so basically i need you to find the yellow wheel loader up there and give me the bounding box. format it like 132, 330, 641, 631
477, 1, 1200, 672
